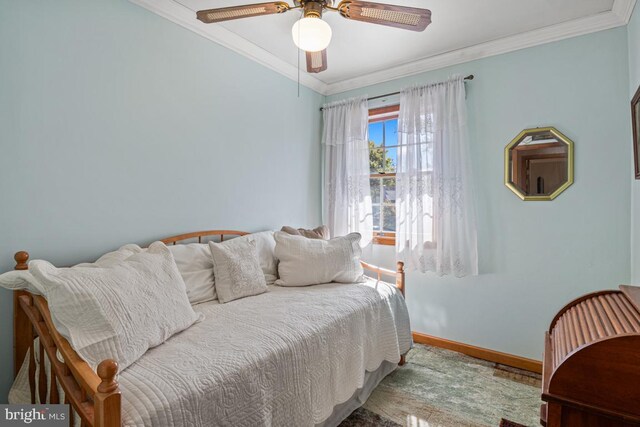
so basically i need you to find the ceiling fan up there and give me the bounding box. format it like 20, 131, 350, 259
196, 0, 432, 73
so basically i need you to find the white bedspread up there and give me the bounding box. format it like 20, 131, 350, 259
12, 278, 411, 427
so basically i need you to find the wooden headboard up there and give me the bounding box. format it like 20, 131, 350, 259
12, 229, 405, 427
161, 229, 248, 245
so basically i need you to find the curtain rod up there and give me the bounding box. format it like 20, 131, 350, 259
320, 74, 474, 111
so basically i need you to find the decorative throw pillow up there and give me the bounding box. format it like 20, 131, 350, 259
208, 238, 268, 303
28, 242, 201, 371
168, 243, 217, 304
274, 232, 364, 287
280, 225, 330, 240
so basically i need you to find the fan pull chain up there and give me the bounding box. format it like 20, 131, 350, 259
297, 49, 300, 98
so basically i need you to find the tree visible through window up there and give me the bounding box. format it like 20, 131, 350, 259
368, 105, 399, 245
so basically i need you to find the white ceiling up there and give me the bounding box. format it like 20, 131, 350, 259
129, 0, 636, 94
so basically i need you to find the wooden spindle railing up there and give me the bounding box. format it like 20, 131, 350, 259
28, 338, 36, 403
38, 343, 47, 403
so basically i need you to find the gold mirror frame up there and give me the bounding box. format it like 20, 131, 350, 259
504, 126, 574, 201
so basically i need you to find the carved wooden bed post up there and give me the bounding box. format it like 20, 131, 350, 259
396, 261, 407, 365
14, 251, 32, 378
95, 360, 122, 427
396, 261, 405, 297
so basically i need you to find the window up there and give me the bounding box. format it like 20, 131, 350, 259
368, 105, 399, 245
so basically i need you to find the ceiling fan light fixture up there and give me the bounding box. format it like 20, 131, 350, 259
197, 0, 432, 73
291, 17, 332, 52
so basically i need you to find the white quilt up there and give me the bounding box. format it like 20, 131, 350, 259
12, 278, 411, 427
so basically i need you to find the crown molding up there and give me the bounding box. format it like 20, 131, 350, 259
129, 0, 634, 97
612, 0, 637, 23
324, 2, 632, 95
128, 0, 327, 94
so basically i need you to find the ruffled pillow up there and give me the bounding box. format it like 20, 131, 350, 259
28, 242, 201, 371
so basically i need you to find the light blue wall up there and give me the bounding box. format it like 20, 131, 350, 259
328, 28, 632, 360
629, 5, 640, 282
0, 0, 323, 401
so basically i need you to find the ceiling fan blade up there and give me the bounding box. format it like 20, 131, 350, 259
337, 1, 431, 32
197, 2, 290, 24
306, 49, 327, 73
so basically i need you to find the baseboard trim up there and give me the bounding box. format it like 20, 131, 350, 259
412, 332, 543, 374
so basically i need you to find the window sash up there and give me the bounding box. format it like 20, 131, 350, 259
369, 105, 399, 244
370, 175, 396, 233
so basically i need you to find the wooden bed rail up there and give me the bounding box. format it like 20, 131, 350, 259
360, 260, 405, 296
161, 229, 248, 245
12, 229, 406, 426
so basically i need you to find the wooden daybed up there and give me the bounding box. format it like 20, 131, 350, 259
11, 229, 407, 427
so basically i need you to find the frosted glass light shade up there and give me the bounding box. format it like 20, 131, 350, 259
291, 18, 332, 52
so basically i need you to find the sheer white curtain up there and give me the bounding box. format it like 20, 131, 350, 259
323, 96, 372, 246
396, 76, 478, 276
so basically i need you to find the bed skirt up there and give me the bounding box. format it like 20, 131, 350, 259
317, 360, 399, 427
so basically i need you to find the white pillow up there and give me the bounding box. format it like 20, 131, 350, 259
208, 239, 267, 303
0, 244, 147, 296
0, 270, 45, 295
76, 244, 145, 267
274, 232, 365, 287
240, 231, 278, 285
168, 243, 216, 304
29, 241, 201, 371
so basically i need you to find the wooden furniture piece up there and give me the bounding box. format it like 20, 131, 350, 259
12, 229, 406, 427
541, 285, 640, 426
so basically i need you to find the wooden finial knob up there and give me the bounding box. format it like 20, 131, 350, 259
395, 261, 405, 297
14, 251, 29, 270
97, 359, 119, 393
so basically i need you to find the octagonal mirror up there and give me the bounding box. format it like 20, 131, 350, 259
504, 127, 574, 201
